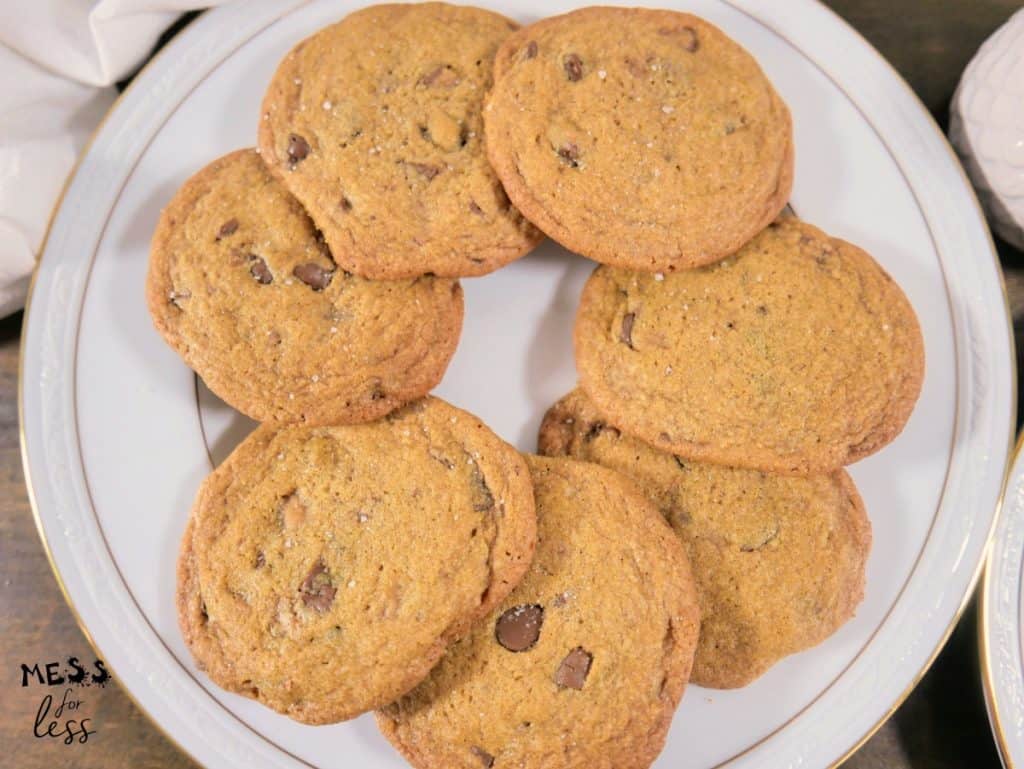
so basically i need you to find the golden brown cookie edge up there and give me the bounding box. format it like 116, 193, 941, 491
484, 6, 794, 271
257, 3, 545, 280
146, 149, 466, 426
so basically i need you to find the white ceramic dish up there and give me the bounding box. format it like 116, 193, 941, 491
983, 435, 1024, 769
20, 1, 1015, 767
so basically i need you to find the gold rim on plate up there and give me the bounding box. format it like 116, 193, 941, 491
979, 430, 1024, 769
808, 0, 1019, 764
17, 24, 206, 764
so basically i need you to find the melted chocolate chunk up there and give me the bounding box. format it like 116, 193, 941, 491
472, 471, 495, 512
419, 65, 460, 88
469, 746, 495, 768
659, 25, 699, 52
249, 256, 273, 284
557, 142, 580, 168
300, 558, 336, 612
293, 263, 334, 291
585, 421, 619, 441
563, 53, 583, 81
287, 134, 311, 166
495, 604, 544, 652
408, 162, 442, 181
620, 312, 636, 348
554, 647, 593, 689
217, 218, 239, 239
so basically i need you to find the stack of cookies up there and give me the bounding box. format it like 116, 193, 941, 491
147, 4, 924, 768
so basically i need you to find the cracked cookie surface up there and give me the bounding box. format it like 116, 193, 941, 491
377, 455, 700, 769
147, 149, 464, 425
176, 397, 536, 724
539, 389, 871, 688
575, 217, 925, 474
484, 6, 793, 272
258, 2, 542, 279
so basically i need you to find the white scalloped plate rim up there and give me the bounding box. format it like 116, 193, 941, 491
982, 433, 1024, 769
19, 1, 1014, 768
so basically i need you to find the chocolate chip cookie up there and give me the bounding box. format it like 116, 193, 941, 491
575, 217, 925, 474
377, 455, 700, 768
484, 7, 793, 272
147, 149, 463, 425
176, 397, 536, 724
539, 389, 871, 688
258, 3, 542, 279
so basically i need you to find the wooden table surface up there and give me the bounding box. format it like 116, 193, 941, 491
3, 2, 1022, 766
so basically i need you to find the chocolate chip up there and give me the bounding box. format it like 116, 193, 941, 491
408, 162, 442, 181
340, 196, 353, 212
249, 256, 273, 284
419, 65, 460, 88
557, 143, 580, 168
496, 604, 543, 651
300, 558, 336, 612
659, 25, 699, 52
563, 53, 583, 81
293, 263, 334, 291
287, 134, 311, 166
554, 647, 593, 689
620, 312, 636, 348
469, 746, 495, 768
525, 40, 538, 59
472, 472, 495, 512
681, 27, 699, 52
217, 218, 239, 239
585, 421, 619, 441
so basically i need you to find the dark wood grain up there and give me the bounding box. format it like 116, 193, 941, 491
2, 2, 1022, 767
825, 0, 1022, 124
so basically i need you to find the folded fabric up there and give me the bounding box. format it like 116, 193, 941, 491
0, 0, 230, 318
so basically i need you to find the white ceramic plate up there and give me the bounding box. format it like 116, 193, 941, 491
20, 1, 1015, 767
983, 435, 1024, 769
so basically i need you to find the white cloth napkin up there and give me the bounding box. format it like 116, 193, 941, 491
0, 1, 230, 318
